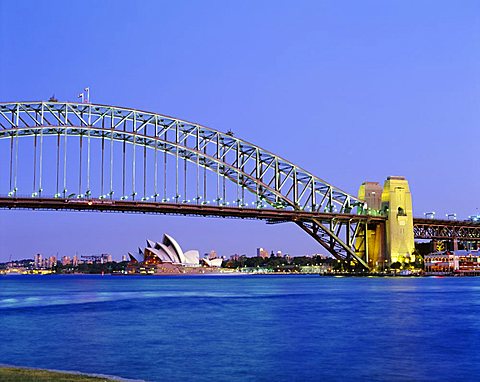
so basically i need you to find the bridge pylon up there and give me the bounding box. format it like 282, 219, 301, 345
381, 176, 415, 264
359, 176, 415, 269
357, 182, 386, 270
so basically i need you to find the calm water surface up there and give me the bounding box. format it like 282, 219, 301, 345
0, 275, 479, 381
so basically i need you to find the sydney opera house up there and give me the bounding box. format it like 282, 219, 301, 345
127, 234, 223, 274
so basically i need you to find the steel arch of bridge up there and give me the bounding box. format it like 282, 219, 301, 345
0, 101, 371, 269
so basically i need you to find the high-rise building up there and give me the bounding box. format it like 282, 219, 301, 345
61, 256, 71, 266
34, 254, 42, 269
121, 255, 127, 262
99, 254, 113, 263
256, 248, 269, 258
208, 250, 217, 260
48, 256, 57, 268
72, 255, 79, 266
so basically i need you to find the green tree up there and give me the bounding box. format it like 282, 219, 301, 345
390, 261, 402, 270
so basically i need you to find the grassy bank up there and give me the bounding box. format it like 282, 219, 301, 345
0, 366, 118, 381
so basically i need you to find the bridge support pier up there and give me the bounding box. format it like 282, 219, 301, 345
358, 182, 385, 270
361, 223, 386, 271
359, 177, 415, 267
381, 176, 415, 264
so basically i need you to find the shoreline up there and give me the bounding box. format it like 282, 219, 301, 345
2, 271, 479, 277
0, 364, 144, 382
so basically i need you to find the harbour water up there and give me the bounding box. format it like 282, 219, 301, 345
0, 275, 479, 381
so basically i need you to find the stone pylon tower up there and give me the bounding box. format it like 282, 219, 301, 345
358, 177, 415, 269
358, 182, 385, 270
381, 176, 415, 264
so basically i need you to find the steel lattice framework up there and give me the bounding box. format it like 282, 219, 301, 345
413, 218, 480, 241
0, 101, 374, 269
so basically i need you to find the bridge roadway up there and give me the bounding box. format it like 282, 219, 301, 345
1, 197, 479, 241
0, 197, 384, 224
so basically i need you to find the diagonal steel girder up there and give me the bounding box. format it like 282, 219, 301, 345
296, 217, 369, 270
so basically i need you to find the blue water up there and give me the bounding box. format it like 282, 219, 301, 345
0, 275, 479, 381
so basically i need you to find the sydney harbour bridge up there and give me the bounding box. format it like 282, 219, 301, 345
0, 101, 478, 270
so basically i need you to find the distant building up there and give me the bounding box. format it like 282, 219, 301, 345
34, 254, 42, 269
100, 254, 113, 263
121, 255, 127, 262
257, 248, 269, 258
208, 250, 217, 260
312, 253, 328, 259
48, 256, 57, 268
128, 234, 223, 274
133, 234, 200, 266
201, 258, 223, 267
72, 255, 79, 267
81, 254, 112, 264
61, 256, 71, 266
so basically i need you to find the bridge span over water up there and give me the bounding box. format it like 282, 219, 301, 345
0, 101, 478, 270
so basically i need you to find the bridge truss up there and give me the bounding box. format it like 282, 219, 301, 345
0, 101, 371, 269
413, 218, 480, 242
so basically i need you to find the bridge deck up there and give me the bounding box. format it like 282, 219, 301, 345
0, 197, 385, 223
2, 197, 479, 241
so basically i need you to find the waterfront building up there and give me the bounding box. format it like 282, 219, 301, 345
456, 250, 480, 274
127, 234, 226, 274
72, 255, 79, 266
208, 250, 217, 260
134, 234, 200, 266
424, 252, 456, 274
425, 250, 480, 275
201, 257, 223, 267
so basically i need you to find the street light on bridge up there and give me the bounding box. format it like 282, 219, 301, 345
446, 213, 457, 220
424, 211, 435, 219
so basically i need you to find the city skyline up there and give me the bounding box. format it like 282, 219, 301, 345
1, 0, 479, 261
0, 233, 304, 262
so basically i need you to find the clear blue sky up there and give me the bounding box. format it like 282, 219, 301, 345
0, 0, 479, 260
